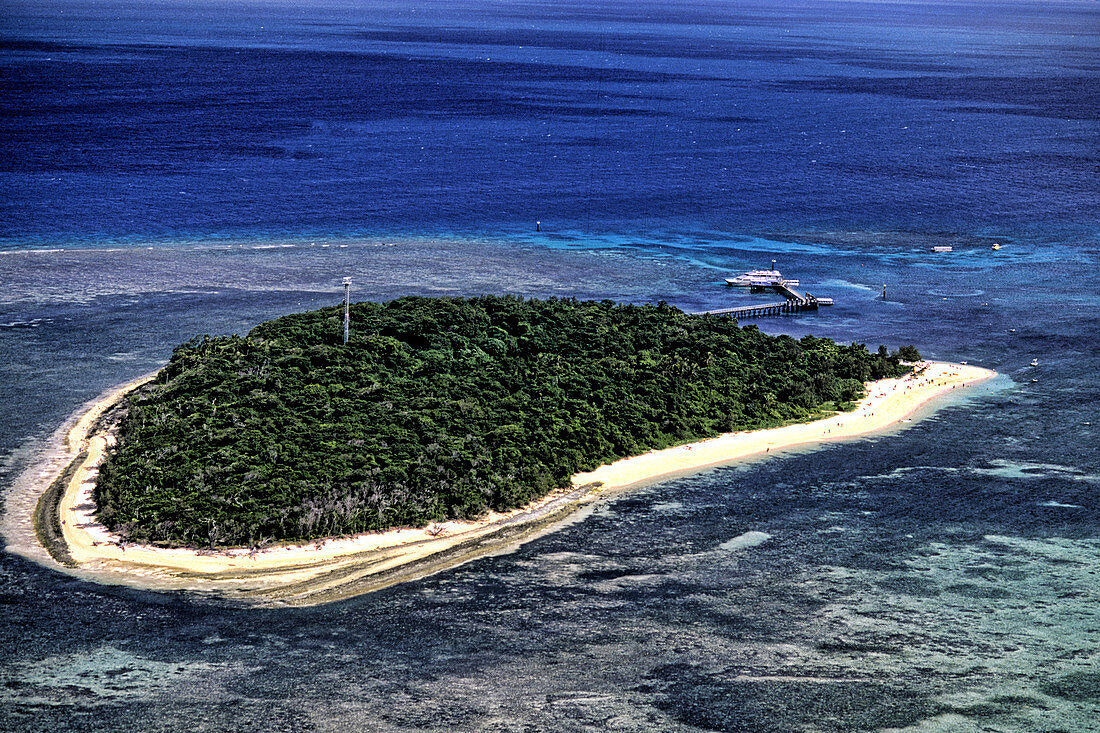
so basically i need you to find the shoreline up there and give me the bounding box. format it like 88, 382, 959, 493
5, 361, 995, 607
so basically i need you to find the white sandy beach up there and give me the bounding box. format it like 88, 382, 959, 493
22, 360, 994, 605
574, 361, 996, 492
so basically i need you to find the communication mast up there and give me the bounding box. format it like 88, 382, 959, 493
343, 277, 351, 345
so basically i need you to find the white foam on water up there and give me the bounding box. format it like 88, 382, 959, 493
821, 278, 876, 291
973, 459, 1097, 483
1037, 500, 1083, 509
718, 530, 772, 552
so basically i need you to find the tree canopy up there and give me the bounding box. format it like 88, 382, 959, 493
95, 295, 914, 547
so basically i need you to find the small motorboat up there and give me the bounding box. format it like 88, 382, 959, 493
1030, 359, 1039, 366
992, 243, 1001, 250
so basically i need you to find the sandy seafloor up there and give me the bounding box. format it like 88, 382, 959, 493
1, 235, 1098, 732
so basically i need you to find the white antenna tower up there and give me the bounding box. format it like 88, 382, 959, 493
342, 277, 351, 345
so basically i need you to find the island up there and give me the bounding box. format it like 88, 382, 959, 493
17, 295, 995, 606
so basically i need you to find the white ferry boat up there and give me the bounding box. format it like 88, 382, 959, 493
725, 260, 796, 287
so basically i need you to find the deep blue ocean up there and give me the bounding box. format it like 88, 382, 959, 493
1, 1, 1098, 730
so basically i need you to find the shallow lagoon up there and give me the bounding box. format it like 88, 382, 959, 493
2, 235, 1098, 731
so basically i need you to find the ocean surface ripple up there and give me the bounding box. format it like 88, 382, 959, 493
2, 1, 1098, 730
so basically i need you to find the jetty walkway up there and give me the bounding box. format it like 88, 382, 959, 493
694, 282, 830, 320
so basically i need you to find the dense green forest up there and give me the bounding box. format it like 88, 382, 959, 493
95, 296, 916, 547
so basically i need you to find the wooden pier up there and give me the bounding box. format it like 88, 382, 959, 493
695, 281, 826, 320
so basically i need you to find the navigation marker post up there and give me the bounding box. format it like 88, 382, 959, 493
343, 277, 351, 345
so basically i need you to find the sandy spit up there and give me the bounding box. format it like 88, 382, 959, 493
4, 361, 995, 607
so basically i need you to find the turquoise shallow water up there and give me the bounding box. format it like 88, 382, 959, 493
2, 0, 1099, 729
1, 234, 1097, 731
